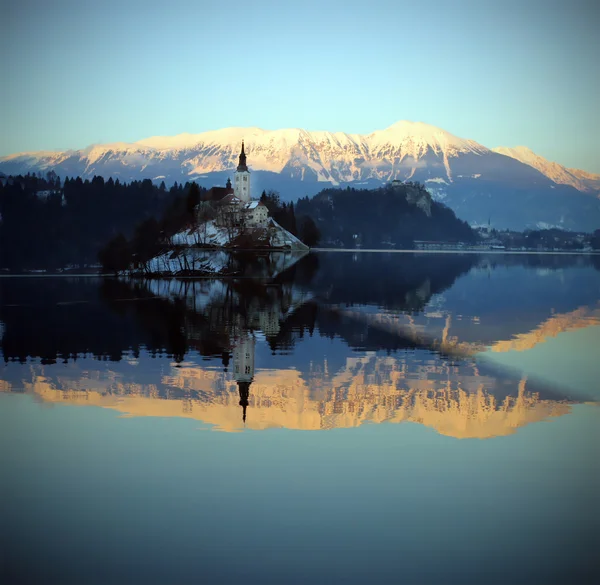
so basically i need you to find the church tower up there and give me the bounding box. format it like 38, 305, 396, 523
234, 141, 251, 203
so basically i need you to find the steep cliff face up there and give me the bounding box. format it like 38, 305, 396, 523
403, 184, 432, 216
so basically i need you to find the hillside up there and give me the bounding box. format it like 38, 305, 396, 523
296, 182, 475, 248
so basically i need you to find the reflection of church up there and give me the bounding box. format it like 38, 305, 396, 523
232, 330, 256, 423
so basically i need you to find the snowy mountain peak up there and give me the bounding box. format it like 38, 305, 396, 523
381, 120, 464, 143
368, 120, 488, 158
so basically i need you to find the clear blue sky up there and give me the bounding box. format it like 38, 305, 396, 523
2, 0, 599, 172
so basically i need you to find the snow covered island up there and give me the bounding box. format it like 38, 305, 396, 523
141, 142, 308, 277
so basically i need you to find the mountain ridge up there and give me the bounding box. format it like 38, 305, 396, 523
0, 120, 555, 186
2, 121, 600, 231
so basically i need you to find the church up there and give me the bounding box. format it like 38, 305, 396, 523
213, 141, 270, 229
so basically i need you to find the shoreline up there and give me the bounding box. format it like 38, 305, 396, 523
311, 248, 600, 255
2, 248, 599, 277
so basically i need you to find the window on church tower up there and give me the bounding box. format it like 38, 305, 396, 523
243, 176, 247, 182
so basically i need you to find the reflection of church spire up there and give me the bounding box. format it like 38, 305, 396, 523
238, 381, 250, 423
232, 331, 256, 424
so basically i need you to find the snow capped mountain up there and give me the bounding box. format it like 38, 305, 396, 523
493, 146, 600, 195
2, 121, 600, 231
368, 120, 487, 157
0, 121, 494, 186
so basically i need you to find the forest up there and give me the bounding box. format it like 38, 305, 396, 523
295, 182, 476, 247
0, 172, 191, 271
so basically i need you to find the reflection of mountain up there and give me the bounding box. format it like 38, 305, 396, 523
332, 303, 600, 357
1, 354, 572, 438
489, 305, 600, 353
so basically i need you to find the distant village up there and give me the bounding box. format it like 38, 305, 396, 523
411, 225, 597, 253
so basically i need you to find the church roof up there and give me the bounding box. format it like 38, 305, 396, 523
207, 185, 234, 200
245, 201, 265, 210
217, 193, 242, 206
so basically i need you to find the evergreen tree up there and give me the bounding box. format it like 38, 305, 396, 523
299, 216, 321, 246
132, 218, 162, 266
186, 182, 201, 224
98, 233, 131, 274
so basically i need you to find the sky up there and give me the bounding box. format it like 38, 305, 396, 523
1, 0, 599, 172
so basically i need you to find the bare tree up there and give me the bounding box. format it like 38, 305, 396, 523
195, 201, 216, 245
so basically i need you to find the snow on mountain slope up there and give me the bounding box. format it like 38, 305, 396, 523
139, 121, 493, 185
0, 121, 494, 186
493, 146, 600, 195
368, 121, 487, 156
568, 168, 600, 193
4, 123, 596, 192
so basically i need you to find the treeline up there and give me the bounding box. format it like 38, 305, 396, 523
0, 173, 204, 271
522, 228, 598, 250
296, 182, 475, 247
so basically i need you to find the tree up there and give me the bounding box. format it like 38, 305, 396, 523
132, 218, 162, 269
98, 233, 131, 275
591, 229, 600, 250
195, 201, 217, 245
299, 216, 321, 247
288, 202, 297, 235
260, 190, 282, 214
186, 182, 202, 225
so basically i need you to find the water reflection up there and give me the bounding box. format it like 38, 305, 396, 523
1, 252, 599, 437
5, 354, 575, 437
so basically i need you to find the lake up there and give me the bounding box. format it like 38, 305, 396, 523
1, 252, 599, 585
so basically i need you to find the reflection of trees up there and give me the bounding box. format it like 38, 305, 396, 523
2, 252, 597, 364
0, 278, 144, 363
307, 252, 476, 310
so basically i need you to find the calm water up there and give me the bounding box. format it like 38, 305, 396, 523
1, 252, 599, 585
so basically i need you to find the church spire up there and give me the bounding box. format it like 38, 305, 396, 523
237, 140, 248, 172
